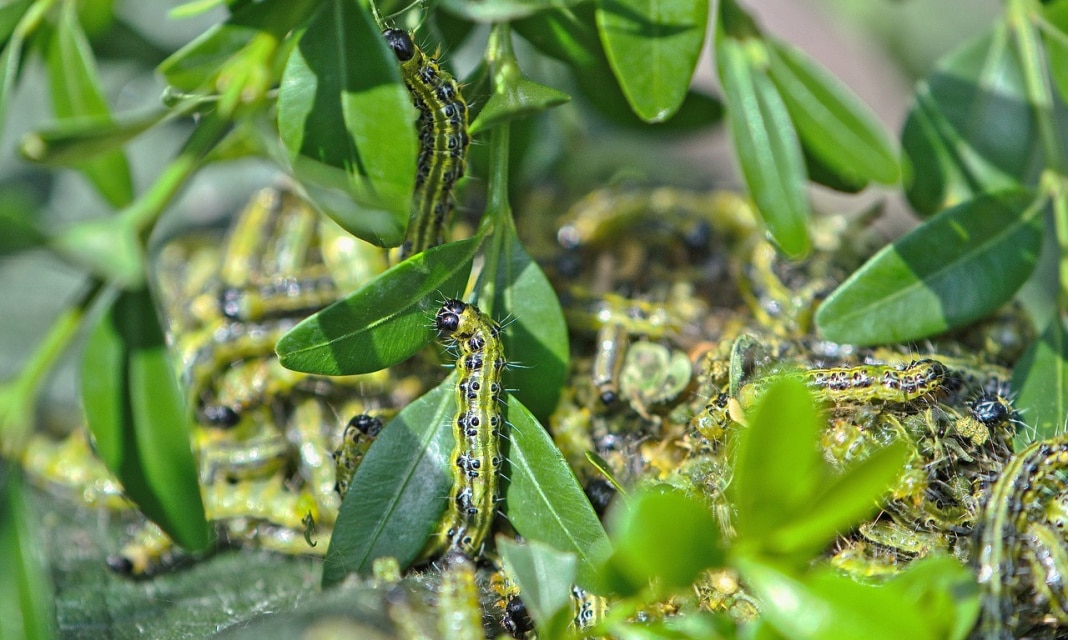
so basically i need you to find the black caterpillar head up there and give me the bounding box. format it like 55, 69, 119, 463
436, 299, 467, 336
383, 29, 415, 62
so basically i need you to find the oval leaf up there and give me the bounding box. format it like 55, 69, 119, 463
322, 377, 455, 586
1012, 315, 1068, 446
276, 235, 480, 375
45, 2, 133, 208
479, 224, 568, 420
497, 537, 576, 629
504, 395, 611, 590
901, 27, 1043, 215
716, 34, 810, 258
595, 0, 709, 122
277, 0, 416, 246
0, 468, 55, 640
81, 287, 210, 551
766, 38, 900, 187
816, 190, 1044, 345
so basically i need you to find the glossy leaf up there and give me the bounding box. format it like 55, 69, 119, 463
479, 224, 568, 419
45, 2, 133, 208
768, 441, 908, 557
738, 560, 934, 640
602, 488, 724, 594
322, 377, 455, 587
816, 190, 1044, 346
901, 27, 1049, 215
716, 33, 810, 258
469, 76, 570, 135
730, 377, 824, 542
766, 38, 900, 187
497, 537, 576, 630
21, 109, 169, 166
0, 468, 55, 640
504, 395, 611, 590
441, 0, 583, 23
595, 0, 708, 122
158, 0, 318, 91
1012, 315, 1068, 446
276, 235, 480, 375
81, 288, 210, 552
277, 0, 416, 246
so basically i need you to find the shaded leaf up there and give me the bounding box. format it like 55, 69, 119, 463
276, 235, 480, 375
479, 223, 568, 419
45, 2, 133, 208
715, 31, 810, 258
1012, 315, 1068, 446
816, 190, 1044, 345
505, 395, 611, 590
893, 555, 980, 640
277, 0, 416, 246
766, 37, 899, 187
900, 26, 1053, 215
595, 0, 709, 122
469, 76, 570, 135
81, 287, 210, 551
0, 467, 55, 640
0, 182, 46, 254
322, 377, 455, 587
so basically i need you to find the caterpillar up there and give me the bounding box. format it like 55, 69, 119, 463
333, 413, 385, 498
737, 359, 949, 408
384, 29, 470, 259
425, 299, 505, 558
437, 552, 484, 639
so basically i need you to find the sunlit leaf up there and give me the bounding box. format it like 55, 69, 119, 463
1013, 315, 1068, 446
595, 0, 709, 122
322, 377, 455, 586
81, 287, 210, 551
505, 395, 611, 590
277, 0, 416, 246
276, 235, 480, 375
816, 190, 1044, 345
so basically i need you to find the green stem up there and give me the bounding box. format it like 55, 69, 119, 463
126, 113, 232, 238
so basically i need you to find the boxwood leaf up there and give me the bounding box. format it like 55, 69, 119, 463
81, 287, 210, 551
277, 0, 416, 246
816, 190, 1044, 346
1012, 315, 1068, 446
595, 0, 709, 122
276, 235, 480, 375
0, 468, 55, 640
322, 377, 455, 587
504, 395, 611, 590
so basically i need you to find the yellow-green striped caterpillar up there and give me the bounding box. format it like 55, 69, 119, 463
384, 29, 470, 259
425, 299, 505, 558
738, 359, 949, 408
333, 413, 385, 498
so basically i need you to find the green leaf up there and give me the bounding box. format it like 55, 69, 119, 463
50, 214, 145, 287
322, 377, 455, 587
504, 395, 611, 590
479, 224, 568, 419
1044, 4, 1068, 107
730, 377, 823, 543
738, 560, 934, 640
441, 0, 583, 22
765, 38, 900, 187
901, 26, 1049, 215
469, 76, 570, 135
20, 109, 170, 166
158, 0, 318, 92
1012, 315, 1068, 445
816, 190, 1045, 346
0, 1, 31, 142
0, 468, 55, 640
715, 32, 810, 258
0, 182, 46, 254
45, 2, 133, 208
81, 287, 210, 552
277, 0, 416, 246
595, 0, 709, 122
602, 488, 724, 594
768, 441, 908, 557
0, 0, 32, 43
892, 555, 980, 640
497, 537, 576, 630
276, 235, 480, 375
